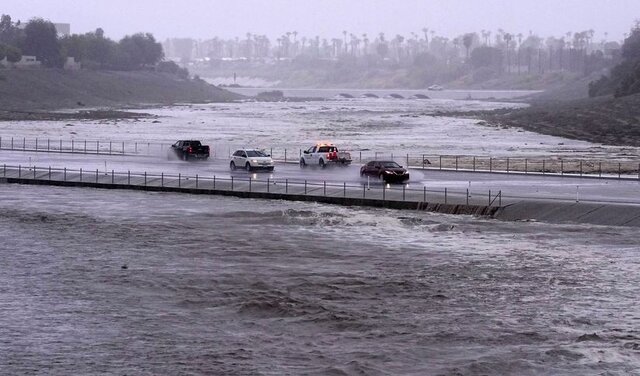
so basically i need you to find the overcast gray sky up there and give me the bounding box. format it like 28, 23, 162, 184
4, 0, 640, 41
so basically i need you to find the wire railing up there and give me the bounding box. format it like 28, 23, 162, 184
1, 163, 503, 208
2, 136, 639, 179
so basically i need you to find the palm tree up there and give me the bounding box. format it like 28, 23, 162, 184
343, 30, 348, 53
462, 33, 474, 61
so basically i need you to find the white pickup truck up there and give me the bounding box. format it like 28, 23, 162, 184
300, 143, 352, 168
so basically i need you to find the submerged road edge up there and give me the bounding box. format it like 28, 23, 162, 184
3, 177, 639, 227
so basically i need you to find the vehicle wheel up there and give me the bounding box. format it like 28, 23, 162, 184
319, 159, 326, 168
245, 163, 252, 172
230, 161, 236, 170
300, 158, 306, 168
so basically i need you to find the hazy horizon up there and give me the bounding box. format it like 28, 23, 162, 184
4, 0, 640, 42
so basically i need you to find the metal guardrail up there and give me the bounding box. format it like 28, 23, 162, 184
1, 164, 502, 207
2, 136, 639, 179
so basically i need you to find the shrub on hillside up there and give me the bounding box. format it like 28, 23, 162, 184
589, 23, 640, 98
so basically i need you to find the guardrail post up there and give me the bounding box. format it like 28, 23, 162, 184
95, 169, 98, 183
231, 176, 234, 191
507, 158, 510, 173
580, 160, 583, 176
161, 173, 164, 187
284, 149, 287, 162
285, 179, 288, 193
96, 140, 100, 154
122, 142, 125, 154
33, 166, 36, 179
444, 187, 447, 204
402, 185, 406, 201
423, 186, 426, 202
466, 188, 469, 205
59, 139, 62, 152
111, 170, 114, 184
18, 165, 21, 178
360, 151, 362, 163
406, 154, 409, 167
179, 173, 181, 188
196, 174, 199, 189
542, 160, 545, 175
3, 164, 5, 177
599, 162, 602, 177
473, 156, 476, 172
84, 140, 87, 153
382, 184, 386, 200
64, 167, 66, 181
249, 176, 252, 192
422, 154, 426, 170
525, 159, 528, 174
144, 172, 147, 186
561, 160, 564, 175
213, 175, 216, 189
455, 156, 459, 171
439, 155, 442, 170
80, 168, 83, 182
363, 184, 365, 199
47, 139, 50, 151
267, 178, 270, 193
35, 138, 38, 150
488, 190, 491, 206
618, 163, 621, 179
499, 191, 502, 206
135, 142, 138, 154
71, 139, 74, 152
343, 182, 346, 197
49, 166, 51, 180
323, 181, 326, 196
109, 141, 112, 154
22, 137, 25, 150
127, 170, 130, 185
304, 180, 307, 194
489, 157, 492, 172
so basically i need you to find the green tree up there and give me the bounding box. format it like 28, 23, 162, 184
462, 33, 475, 60
0, 14, 24, 47
22, 18, 63, 67
5, 44, 21, 62
589, 24, 640, 97
470, 46, 503, 69
116, 33, 163, 69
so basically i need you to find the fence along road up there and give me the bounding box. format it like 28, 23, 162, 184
2, 136, 640, 180
3, 164, 640, 226
0, 164, 500, 216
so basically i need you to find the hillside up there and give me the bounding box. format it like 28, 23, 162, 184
480, 93, 640, 147
0, 69, 241, 111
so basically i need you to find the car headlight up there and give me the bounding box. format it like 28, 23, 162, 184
251, 159, 257, 163
384, 170, 393, 174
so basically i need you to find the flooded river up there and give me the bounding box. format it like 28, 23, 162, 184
1, 95, 639, 374
0, 184, 639, 375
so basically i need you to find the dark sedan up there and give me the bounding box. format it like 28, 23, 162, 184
360, 160, 410, 183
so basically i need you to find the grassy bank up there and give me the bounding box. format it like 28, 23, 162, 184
0, 69, 241, 112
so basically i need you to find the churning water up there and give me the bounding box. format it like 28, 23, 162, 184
1, 184, 639, 375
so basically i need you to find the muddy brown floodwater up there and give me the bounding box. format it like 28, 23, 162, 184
0, 184, 639, 375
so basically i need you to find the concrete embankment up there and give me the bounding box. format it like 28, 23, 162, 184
494, 200, 640, 227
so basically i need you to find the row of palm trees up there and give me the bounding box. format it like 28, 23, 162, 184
164, 28, 622, 74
